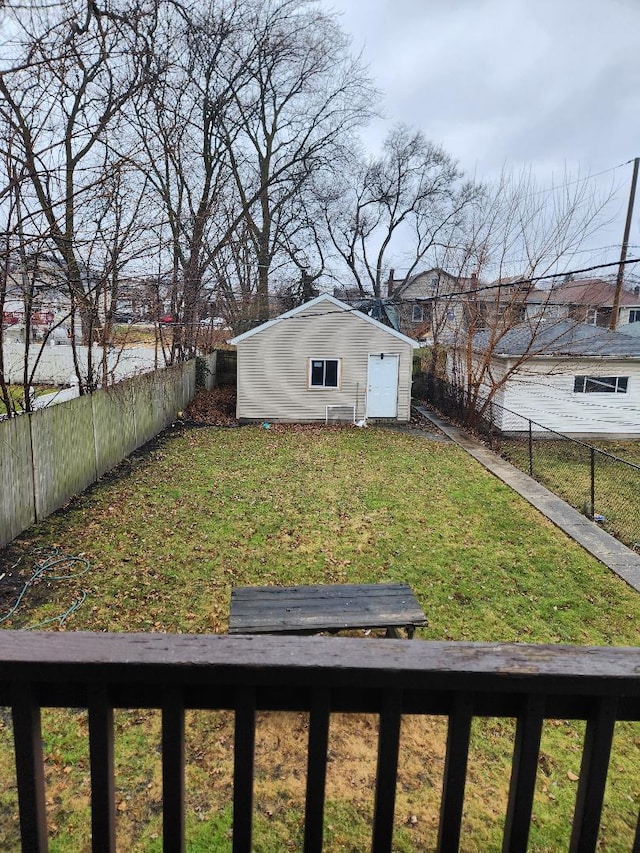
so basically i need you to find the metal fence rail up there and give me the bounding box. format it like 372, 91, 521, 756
1, 632, 639, 853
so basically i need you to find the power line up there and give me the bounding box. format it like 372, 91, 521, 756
528, 159, 636, 197
394, 257, 640, 303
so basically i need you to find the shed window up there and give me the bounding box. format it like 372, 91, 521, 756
310, 358, 340, 388
573, 376, 628, 393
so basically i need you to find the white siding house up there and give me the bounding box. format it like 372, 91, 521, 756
228, 294, 420, 423
463, 322, 640, 435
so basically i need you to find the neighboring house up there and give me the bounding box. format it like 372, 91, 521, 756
387, 268, 466, 338
387, 268, 527, 341
524, 278, 640, 328
228, 293, 420, 423
459, 320, 640, 435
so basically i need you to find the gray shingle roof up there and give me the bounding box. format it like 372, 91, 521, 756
474, 320, 640, 358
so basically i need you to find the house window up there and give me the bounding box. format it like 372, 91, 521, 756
309, 358, 340, 388
586, 309, 598, 325
412, 304, 424, 322
573, 376, 629, 393
445, 308, 455, 321
629, 309, 640, 323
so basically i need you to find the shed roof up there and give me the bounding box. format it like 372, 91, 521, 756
228, 293, 421, 347
474, 320, 640, 359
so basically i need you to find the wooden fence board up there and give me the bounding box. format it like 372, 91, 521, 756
92, 383, 138, 478
1, 362, 196, 545
30, 395, 97, 520
0, 416, 35, 547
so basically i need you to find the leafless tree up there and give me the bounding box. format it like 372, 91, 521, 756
431, 168, 616, 425
220, 0, 375, 322
324, 124, 478, 297
0, 0, 158, 390
129, 0, 248, 361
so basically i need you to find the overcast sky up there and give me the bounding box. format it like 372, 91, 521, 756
324, 0, 640, 274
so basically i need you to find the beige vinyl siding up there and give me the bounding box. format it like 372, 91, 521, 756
235, 303, 414, 422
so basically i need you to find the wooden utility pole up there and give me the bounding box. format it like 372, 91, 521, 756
610, 156, 639, 330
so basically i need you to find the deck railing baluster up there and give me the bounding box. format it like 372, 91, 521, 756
303, 688, 331, 853
437, 691, 473, 852
162, 687, 185, 853
12, 683, 48, 853
233, 685, 256, 853
372, 691, 403, 853
502, 694, 545, 853
569, 696, 618, 853
88, 685, 116, 853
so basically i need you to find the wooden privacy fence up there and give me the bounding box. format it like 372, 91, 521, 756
1, 633, 638, 852
0, 361, 200, 548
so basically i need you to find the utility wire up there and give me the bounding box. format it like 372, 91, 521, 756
528, 159, 636, 197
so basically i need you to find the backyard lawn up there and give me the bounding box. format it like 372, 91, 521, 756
0, 423, 638, 851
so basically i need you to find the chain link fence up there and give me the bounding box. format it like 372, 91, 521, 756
419, 376, 640, 552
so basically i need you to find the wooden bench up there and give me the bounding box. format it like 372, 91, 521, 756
228, 582, 427, 638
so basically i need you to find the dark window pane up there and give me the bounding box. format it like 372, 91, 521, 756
311, 361, 324, 386
585, 377, 615, 392
575, 376, 629, 393
325, 360, 338, 387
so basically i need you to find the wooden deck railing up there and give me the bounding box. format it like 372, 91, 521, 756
0, 632, 638, 852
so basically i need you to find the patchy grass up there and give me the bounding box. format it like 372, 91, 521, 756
0, 425, 638, 851
0, 383, 58, 414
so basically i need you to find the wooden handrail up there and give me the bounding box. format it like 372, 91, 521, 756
1, 632, 639, 852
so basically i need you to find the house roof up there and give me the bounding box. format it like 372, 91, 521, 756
227, 292, 421, 347
527, 278, 640, 308
474, 320, 640, 358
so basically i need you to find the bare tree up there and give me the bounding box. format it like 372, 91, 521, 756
432, 168, 616, 425
0, 0, 158, 390
324, 124, 478, 297
221, 0, 375, 322
130, 0, 248, 360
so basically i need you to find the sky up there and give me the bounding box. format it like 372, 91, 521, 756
323, 0, 640, 277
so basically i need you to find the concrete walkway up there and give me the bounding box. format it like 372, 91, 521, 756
415, 406, 640, 593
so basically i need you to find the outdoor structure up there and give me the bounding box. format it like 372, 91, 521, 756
228, 293, 420, 423
2, 631, 638, 853
459, 321, 640, 434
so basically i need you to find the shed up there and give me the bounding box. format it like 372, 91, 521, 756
228, 293, 420, 423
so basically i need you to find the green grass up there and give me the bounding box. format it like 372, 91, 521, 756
498, 437, 640, 549
0, 383, 58, 414
1, 424, 638, 851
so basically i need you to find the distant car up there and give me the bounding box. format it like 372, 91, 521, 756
159, 314, 175, 324
200, 316, 228, 329
113, 313, 134, 323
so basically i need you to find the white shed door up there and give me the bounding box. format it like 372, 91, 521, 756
367, 354, 399, 417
